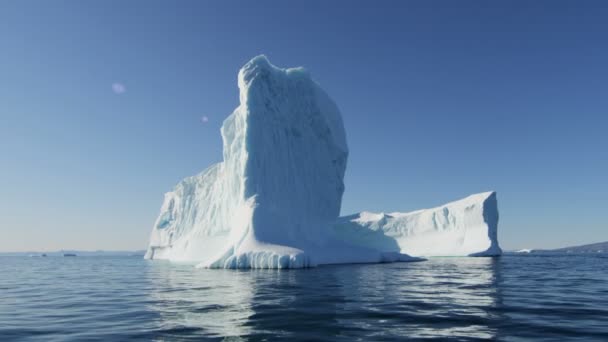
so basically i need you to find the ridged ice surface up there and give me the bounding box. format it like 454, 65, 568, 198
145, 56, 420, 268
335, 192, 502, 257
145, 56, 500, 268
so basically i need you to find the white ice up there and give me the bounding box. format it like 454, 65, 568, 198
144, 56, 500, 268
145, 56, 421, 268
335, 192, 501, 257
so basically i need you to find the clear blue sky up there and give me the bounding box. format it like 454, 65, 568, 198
1, 1, 607, 252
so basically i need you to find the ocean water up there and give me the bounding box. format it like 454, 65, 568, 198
1, 254, 607, 341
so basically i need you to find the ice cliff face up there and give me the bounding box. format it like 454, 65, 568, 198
145, 56, 420, 268
237, 57, 348, 249
334, 192, 501, 257
145, 56, 501, 268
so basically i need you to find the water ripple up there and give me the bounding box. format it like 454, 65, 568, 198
1, 254, 607, 341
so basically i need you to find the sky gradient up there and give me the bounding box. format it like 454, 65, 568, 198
1, 1, 607, 252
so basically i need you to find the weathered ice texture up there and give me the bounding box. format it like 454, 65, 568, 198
334, 192, 502, 257
145, 56, 501, 268
145, 56, 420, 268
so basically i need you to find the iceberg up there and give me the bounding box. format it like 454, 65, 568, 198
515, 249, 533, 254
145, 56, 501, 268
334, 192, 501, 257
145, 56, 420, 268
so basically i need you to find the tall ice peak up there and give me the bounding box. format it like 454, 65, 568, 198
144, 56, 500, 268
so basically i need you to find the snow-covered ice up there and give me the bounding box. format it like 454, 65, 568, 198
145, 56, 501, 268
334, 192, 501, 257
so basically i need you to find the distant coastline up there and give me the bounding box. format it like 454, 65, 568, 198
507, 241, 608, 254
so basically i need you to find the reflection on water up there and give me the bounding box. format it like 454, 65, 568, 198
147, 261, 255, 338
381, 258, 502, 339
2, 255, 607, 341
146, 258, 504, 340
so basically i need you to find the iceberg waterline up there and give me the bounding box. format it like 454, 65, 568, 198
145, 56, 501, 268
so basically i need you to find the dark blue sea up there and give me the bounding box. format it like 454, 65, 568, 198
1, 254, 607, 341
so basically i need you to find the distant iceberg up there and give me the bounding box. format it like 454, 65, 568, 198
515, 249, 533, 254
145, 56, 501, 268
